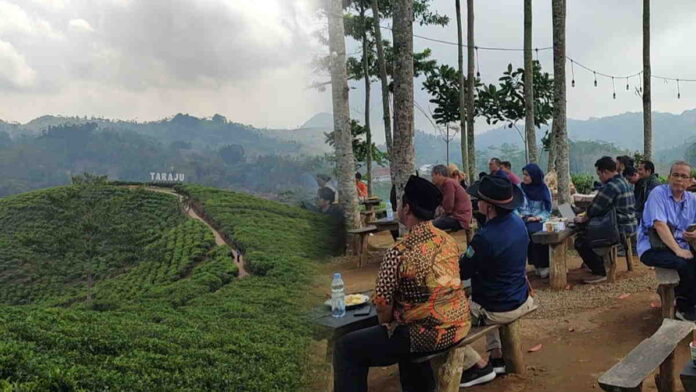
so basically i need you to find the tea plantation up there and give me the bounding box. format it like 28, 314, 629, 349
0, 184, 337, 391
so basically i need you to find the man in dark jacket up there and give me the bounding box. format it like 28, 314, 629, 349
635, 160, 661, 222
458, 175, 536, 388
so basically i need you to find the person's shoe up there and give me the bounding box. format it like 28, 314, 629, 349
460, 362, 496, 388
488, 357, 506, 375
583, 274, 607, 284
537, 268, 550, 279
676, 308, 696, 322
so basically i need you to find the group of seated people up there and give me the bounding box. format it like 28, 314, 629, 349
332, 155, 696, 391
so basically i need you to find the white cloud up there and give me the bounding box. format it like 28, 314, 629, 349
0, 40, 36, 88
68, 18, 93, 33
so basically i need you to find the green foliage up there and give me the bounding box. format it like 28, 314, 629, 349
478, 61, 554, 145
571, 174, 596, 194
325, 120, 388, 167
0, 184, 339, 391
422, 64, 481, 126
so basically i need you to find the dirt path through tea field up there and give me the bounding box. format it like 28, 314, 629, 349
141, 186, 249, 278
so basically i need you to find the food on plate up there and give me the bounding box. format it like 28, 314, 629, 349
345, 294, 368, 306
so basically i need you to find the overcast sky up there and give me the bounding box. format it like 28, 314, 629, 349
1, 0, 696, 139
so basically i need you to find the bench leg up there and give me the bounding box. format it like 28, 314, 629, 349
657, 284, 676, 319
549, 241, 568, 291
431, 346, 467, 392
603, 247, 617, 283
625, 238, 634, 271
500, 319, 525, 374
655, 350, 676, 392
357, 234, 369, 268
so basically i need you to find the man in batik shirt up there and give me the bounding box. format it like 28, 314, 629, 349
333, 175, 470, 392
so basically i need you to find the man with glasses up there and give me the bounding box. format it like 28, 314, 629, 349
638, 161, 696, 321
574, 156, 637, 283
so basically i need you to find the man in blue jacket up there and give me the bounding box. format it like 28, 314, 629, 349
458, 175, 537, 388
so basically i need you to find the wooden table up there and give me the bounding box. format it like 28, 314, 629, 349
312, 293, 378, 388
360, 198, 382, 223
531, 227, 577, 290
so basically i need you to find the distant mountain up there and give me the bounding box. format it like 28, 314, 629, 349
475, 109, 696, 153
300, 112, 333, 129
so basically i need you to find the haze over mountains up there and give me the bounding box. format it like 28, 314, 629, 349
301, 109, 696, 153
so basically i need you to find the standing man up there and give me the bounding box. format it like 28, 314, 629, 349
431, 165, 473, 232
635, 160, 661, 222
333, 176, 471, 392
501, 161, 522, 185
488, 158, 508, 179
638, 161, 696, 321
574, 156, 637, 283
458, 175, 536, 387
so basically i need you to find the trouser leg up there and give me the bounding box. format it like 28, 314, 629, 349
641, 249, 696, 310
575, 235, 605, 275
333, 325, 434, 392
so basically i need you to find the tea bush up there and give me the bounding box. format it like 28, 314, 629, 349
0, 184, 337, 391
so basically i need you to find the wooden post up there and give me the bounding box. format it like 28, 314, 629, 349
549, 241, 567, 290
655, 351, 676, 392
500, 320, 525, 374
602, 246, 617, 283
624, 235, 634, 272
657, 284, 676, 319
431, 347, 466, 392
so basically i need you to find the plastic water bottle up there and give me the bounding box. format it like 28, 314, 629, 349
331, 273, 346, 318
386, 201, 394, 219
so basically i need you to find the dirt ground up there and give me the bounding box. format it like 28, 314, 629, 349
313, 231, 692, 392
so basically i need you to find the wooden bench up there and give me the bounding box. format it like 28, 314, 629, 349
532, 228, 576, 290
410, 307, 536, 392
656, 267, 680, 319
594, 234, 635, 283
598, 318, 694, 392
347, 225, 377, 267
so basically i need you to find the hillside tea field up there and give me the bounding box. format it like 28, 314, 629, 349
0, 184, 337, 391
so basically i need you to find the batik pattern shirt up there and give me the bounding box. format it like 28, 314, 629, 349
374, 221, 470, 353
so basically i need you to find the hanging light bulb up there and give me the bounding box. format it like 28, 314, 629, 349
626, 77, 629, 91
475, 47, 481, 78
594, 71, 598, 87
612, 77, 616, 99
677, 79, 681, 99
570, 60, 575, 87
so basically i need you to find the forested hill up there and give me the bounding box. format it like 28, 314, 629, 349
0, 121, 328, 200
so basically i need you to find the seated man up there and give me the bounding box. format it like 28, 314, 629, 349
333, 176, 470, 392
431, 164, 472, 232
488, 157, 508, 179
459, 175, 536, 388
501, 161, 522, 185
317, 187, 346, 255
574, 156, 637, 283
638, 161, 696, 321
635, 160, 661, 222
355, 172, 368, 199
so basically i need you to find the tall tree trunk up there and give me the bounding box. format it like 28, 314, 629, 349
466, 0, 476, 180
392, 0, 415, 204
547, 128, 557, 173
552, 0, 570, 204
456, 0, 468, 175
643, 0, 652, 160
524, 0, 536, 163
371, 0, 393, 164
360, 5, 373, 195
328, 0, 360, 229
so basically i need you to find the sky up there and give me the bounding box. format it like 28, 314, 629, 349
1, 0, 696, 140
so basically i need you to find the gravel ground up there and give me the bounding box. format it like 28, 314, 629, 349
530, 270, 658, 319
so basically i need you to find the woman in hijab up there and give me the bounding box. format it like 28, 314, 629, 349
516, 163, 553, 278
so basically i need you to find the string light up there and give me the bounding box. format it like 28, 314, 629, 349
374, 24, 696, 100
612, 77, 616, 99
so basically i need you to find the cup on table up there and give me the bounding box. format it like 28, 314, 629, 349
544, 222, 554, 232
